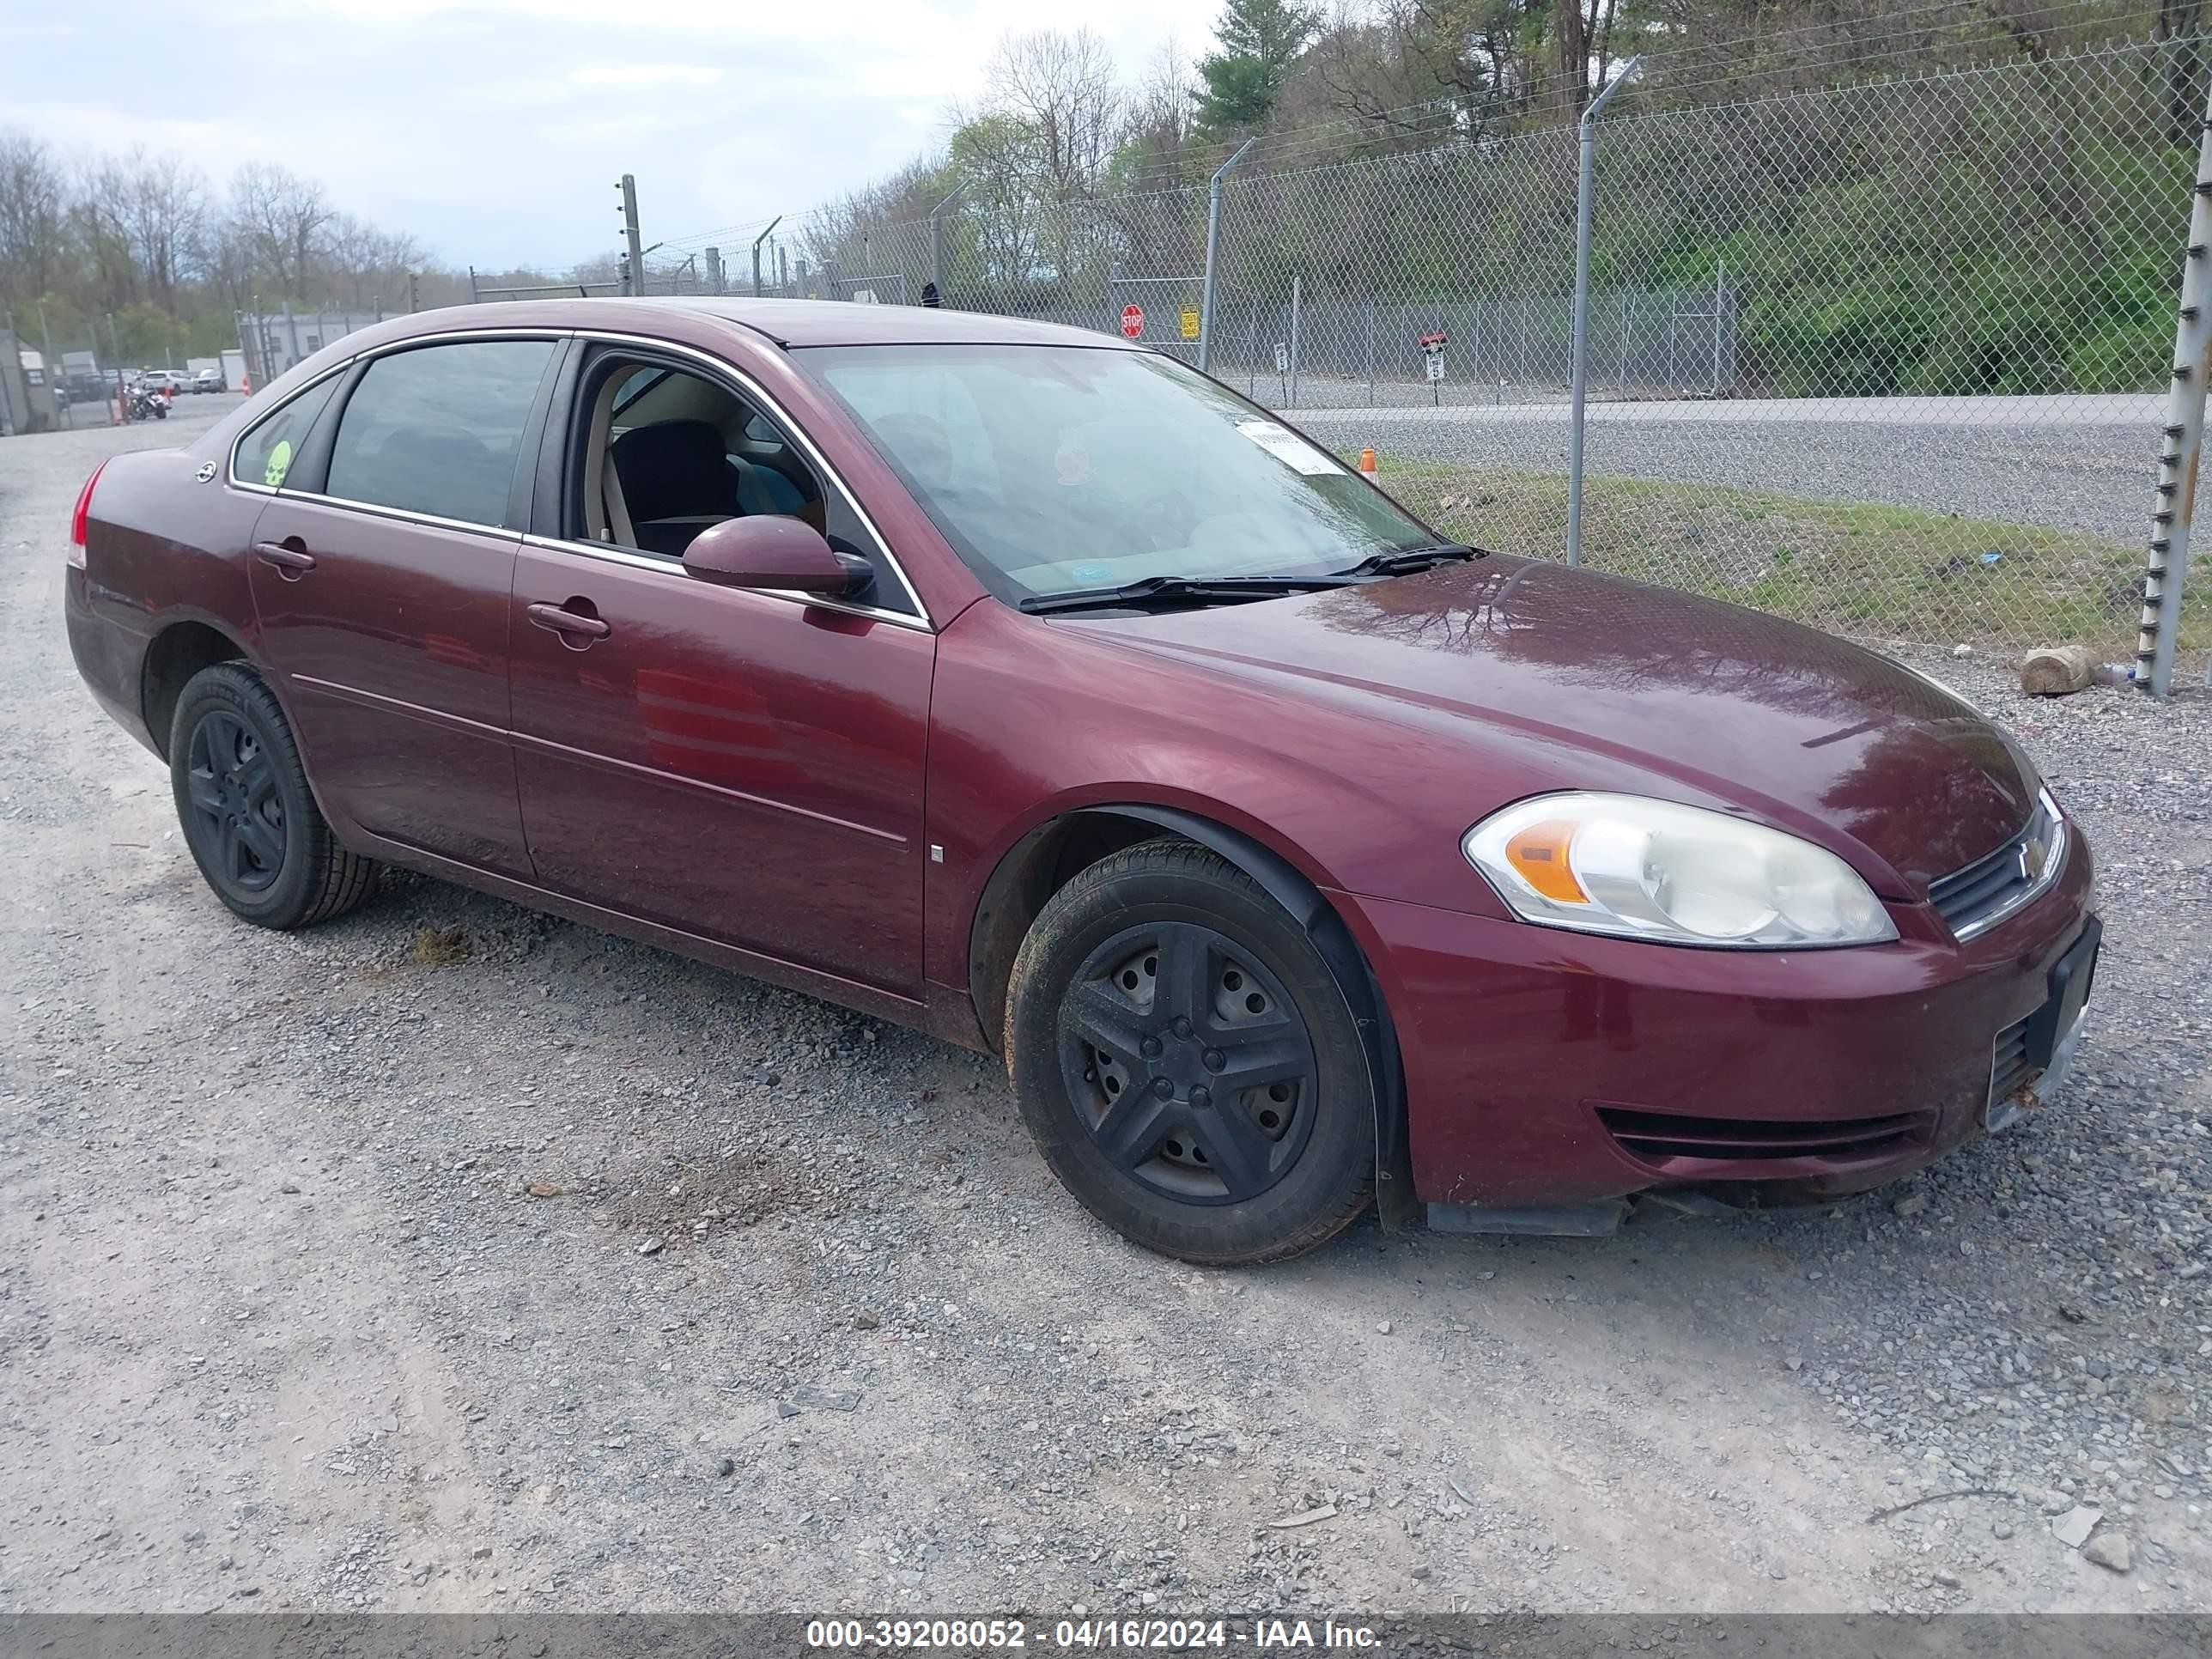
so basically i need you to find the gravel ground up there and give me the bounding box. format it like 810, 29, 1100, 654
1, 410, 2208, 1617
1295, 410, 2157, 544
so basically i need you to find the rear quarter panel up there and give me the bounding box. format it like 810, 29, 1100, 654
74, 445, 268, 749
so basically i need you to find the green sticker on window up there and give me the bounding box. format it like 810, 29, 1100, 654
264, 439, 294, 489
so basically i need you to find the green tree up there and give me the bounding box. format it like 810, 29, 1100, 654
1195, 0, 1321, 137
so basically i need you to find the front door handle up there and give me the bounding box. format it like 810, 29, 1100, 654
252, 541, 316, 579
526, 599, 611, 647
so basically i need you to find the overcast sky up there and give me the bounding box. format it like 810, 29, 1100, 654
9, 0, 1206, 271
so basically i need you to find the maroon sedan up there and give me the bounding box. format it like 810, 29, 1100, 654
64, 300, 2099, 1264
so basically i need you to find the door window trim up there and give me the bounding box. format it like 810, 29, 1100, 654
224, 328, 571, 529
527, 330, 932, 631
226, 361, 354, 490
224, 324, 933, 631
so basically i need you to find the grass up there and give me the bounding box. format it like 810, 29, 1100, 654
1376, 458, 2209, 660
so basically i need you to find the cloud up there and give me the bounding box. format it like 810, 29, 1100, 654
11, 0, 1209, 268
568, 64, 722, 88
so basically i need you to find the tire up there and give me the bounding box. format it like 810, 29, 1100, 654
1005, 839, 1375, 1265
168, 662, 378, 929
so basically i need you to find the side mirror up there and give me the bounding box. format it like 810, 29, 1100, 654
682, 516, 871, 599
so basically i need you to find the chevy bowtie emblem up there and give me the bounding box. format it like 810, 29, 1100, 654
2019, 836, 2049, 883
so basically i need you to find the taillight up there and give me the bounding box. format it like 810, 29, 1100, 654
68, 459, 108, 569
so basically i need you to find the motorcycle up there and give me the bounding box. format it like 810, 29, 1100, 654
127, 385, 169, 422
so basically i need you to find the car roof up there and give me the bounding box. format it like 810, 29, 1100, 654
242, 297, 1149, 411
358, 296, 1142, 354
632, 297, 1139, 350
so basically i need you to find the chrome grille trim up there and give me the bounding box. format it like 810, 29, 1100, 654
1929, 787, 2066, 943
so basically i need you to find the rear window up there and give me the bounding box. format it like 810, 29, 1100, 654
232, 374, 343, 490
325, 340, 556, 527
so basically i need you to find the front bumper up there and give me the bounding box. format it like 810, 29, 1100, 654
1338, 827, 2097, 1211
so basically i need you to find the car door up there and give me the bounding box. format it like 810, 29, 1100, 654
245, 335, 562, 876
507, 342, 933, 995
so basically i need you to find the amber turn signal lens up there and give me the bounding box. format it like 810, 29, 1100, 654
1504, 818, 1589, 904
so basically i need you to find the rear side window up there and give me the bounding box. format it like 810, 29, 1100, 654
325, 340, 556, 527
233, 375, 343, 489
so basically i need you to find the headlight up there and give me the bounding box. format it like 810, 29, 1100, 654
1462, 793, 1897, 948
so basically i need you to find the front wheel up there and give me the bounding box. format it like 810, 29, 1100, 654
169, 662, 378, 928
1005, 840, 1376, 1265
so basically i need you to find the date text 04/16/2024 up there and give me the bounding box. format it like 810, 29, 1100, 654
804, 1617, 1382, 1650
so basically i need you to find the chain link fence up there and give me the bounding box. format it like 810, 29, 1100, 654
619, 33, 2212, 687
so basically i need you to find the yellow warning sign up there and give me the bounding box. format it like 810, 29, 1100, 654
1180, 307, 1200, 340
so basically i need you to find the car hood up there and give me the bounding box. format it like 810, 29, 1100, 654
1059, 556, 2033, 895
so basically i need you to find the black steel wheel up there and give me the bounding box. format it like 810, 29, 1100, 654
183, 708, 286, 893
1006, 839, 1375, 1265
168, 662, 378, 929
1058, 921, 1318, 1206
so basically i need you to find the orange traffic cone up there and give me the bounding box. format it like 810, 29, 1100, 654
1358, 447, 1376, 476
240, 371, 252, 397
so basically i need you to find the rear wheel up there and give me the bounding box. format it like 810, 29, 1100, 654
1006, 840, 1375, 1265
169, 662, 377, 929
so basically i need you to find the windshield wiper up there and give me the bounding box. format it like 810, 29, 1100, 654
1335, 542, 1485, 578
1018, 574, 1357, 617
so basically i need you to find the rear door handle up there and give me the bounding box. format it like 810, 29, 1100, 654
252, 541, 316, 577
526, 600, 611, 643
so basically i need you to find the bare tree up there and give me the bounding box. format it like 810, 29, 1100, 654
75, 155, 140, 313
232, 161, 331, 298
1126, 37, 1200, 165
192, 211, 258, 316
0, 129, 69, 303
323, 212, 419, 308
2154, 0, 2205, 143
119, 147, 206, 315
983, 28, 1127, 203
1304, 1, 1513, 147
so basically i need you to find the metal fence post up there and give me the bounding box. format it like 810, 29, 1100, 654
706, 246, 723, 295
751, 217, 782, 299
930, 181, 968, 302
1199, 137, 1256, 374
1566, 57, 1644, 568
1711, 258, 1727, 393
2141, 78, 2212, 698
619, 174, 644, 298
1365, 297, 1376, 405
1288, 275, 1302, 407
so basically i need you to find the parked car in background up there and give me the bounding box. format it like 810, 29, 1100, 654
136, 370, 188, 396
60, 299, 2100, 1266
191, 367, 223, 393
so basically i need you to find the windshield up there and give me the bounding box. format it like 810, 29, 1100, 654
795, 343, 1435, 604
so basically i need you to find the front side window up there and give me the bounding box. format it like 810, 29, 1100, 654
326, 339, 556, 526
564, 349, 916, 615
797, 343, 1432, 603
232, 374, 343, 489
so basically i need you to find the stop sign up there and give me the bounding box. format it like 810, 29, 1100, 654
1120, 303, 1145, 338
